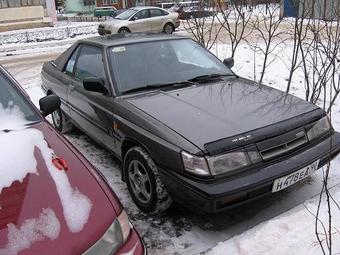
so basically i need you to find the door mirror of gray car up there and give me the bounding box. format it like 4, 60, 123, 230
223, 57, 234, 69
39, 94, 61, 117
83, 77, 108, 94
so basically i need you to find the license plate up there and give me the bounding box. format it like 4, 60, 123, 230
272, 159, 320, 192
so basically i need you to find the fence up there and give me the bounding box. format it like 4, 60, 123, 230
0, 25, 98, 45
57, 15, 112, 22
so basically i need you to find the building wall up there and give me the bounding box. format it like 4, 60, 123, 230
65, 0, 126, 13
324, 0, 340, 21
0, 0, 56, 32
65, 0, 96, 13
281, 0, 340, 20
0, 5, 45, 22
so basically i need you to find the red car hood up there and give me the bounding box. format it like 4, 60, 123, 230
0, 121, 122, 254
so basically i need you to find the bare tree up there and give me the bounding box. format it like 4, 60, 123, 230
285, 2, 340, 253
285, 0, 310, 95
215, 1, 254, 58
294, 2, 340, 113
245, 1, 289, 83
182, 14, 223, 50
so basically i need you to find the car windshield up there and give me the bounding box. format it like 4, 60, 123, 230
114, 9, 137, 20
108, 38, 234, 94
0, 71, 41, 131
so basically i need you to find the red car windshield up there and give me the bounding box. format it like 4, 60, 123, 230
0, 71, 41, 131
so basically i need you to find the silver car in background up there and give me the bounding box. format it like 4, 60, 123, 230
98, 6, 180, 35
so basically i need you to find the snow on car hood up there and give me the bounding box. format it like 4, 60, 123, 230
0, 104, 92, 254
125, 78, 319, 150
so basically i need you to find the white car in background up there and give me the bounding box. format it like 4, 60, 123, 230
98, 6, 180, 35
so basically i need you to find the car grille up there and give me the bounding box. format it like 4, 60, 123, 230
255, 127, 308, 161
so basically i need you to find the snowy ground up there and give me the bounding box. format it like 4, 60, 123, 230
1, 18, 340, 255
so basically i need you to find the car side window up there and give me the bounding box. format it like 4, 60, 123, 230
74, 45, 106, 83
134, 9, 149, 19
150, 9, 165, 17
65, 46, 80, 74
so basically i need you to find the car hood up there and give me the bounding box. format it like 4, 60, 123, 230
100, 18, 127, 26
125, 77, 320, 153
0, 121, 120, 254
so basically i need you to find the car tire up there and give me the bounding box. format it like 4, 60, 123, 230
52, 108, 73, 133
124, 146, 173, 214
118, 28, 130, 34
163, 23, 175, 34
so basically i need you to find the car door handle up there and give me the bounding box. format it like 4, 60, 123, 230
69, 85, 75, 91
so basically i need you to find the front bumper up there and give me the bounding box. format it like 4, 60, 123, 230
98, 25, 106, 35
160, 132, 340, 213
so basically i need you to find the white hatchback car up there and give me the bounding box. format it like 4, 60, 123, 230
98, 6, 180, 35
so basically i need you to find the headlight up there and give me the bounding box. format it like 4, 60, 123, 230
307, 116, 331, 141
83, 210, 131, 254
207, 152, 250, 175
181, 149, 261, 176
181, 150, 210, 176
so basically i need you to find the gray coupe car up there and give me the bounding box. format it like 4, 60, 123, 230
41, 33, 340, 214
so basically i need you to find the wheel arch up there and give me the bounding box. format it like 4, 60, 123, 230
45, 89, 53, 96
121, 137, 153, 181
118, 27, 131, 33
163, 22, 175, 33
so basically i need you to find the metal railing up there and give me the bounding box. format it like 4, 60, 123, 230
0, 24, 98, 45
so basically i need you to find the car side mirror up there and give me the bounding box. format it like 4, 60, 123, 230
39, 94, 61, 117
223, 57, 234, 69
83, 77, 108, 94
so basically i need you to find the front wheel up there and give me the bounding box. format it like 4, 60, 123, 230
52, 108, 73, 133
123, 146, 172, 214
118, 27, 130, 34
163, 23, 175, 34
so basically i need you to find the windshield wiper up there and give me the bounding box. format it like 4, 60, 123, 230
188, 73, 238, 82
121, 81, 194, 94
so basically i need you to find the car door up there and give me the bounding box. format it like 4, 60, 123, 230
128, 9, 152, 32
64, 44, 120, 156
149, 9, 167, 32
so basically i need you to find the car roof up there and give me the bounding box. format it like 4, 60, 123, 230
79, 33, 188, 47
95, 6, 116, 9
131, 6, 164, 10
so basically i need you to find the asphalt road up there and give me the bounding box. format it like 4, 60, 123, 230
0, 38, 326, 255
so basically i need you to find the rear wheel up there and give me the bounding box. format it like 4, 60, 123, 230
52, 108, 73, 133
163, 23, 175, 34
123, 146, 172, 214
118, 27, 130, 34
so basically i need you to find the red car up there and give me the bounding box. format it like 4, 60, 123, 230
0, 64, 146, 254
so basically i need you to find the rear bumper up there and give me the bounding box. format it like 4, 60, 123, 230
159, 132, 340, 213
174, 20, 181, 28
